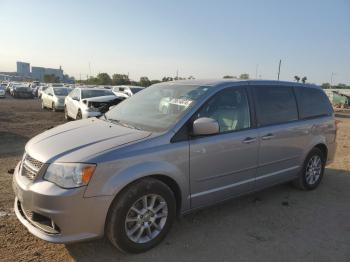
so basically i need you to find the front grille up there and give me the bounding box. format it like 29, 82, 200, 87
21, 153, 44, 181
18, 200, 60, 234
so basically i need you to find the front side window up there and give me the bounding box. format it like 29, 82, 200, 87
105, 84, 212, 132
196, 88, 251, 133
295, 87, 333, 119
254, 86, 298, 126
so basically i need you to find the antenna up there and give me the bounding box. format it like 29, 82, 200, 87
277, 59, 282, 80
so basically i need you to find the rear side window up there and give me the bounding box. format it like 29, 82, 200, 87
254, 86, 298, 126
295, 87, 333, 119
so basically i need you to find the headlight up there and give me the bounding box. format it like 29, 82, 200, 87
44, 163, 96, 188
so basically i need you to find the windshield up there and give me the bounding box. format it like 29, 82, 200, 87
53, 88, 69, 96
51, 84, 63, 87
130, 87, 143, 94
81, 89, 114, 99
105, 84, 212, 132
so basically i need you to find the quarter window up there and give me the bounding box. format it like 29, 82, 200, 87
197, 88, 251, 133
254, 86, 298, 126
295, 87, 333, 119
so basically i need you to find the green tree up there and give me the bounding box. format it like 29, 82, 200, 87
336, 83, 348, 89
294, 75, 300, 82
139, 77, 151, 87
151, 80, 161, 85
162, 77, 173, 82
43, 74, 60, 83
223, 75, 236, 79
112, 74, 130, 85
302, 76, 307, 83
86, 76, 98, 85
239, 73, 249, 79
321, 83, 331, 89
96, 73, 112, 85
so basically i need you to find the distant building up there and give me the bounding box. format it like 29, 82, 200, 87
16, 61, 30, 76
12, 61, 72, 83
31, 66, 64, 81
31, 67, 46, 81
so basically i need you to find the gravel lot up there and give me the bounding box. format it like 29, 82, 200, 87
0, 95, 350, 262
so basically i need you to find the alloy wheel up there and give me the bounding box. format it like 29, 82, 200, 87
305, 155, 322, 185
125, 194, 168, 244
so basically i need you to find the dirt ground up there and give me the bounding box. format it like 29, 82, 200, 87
0, 95, 350, 262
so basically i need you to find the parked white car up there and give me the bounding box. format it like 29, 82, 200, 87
0, 85, 5, 98
112, 85, 144, 98
64, 88, 123, 120
41, 86, 70, 111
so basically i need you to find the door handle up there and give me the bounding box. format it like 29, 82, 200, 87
242, 137, 257, 144
261, 133, 274, 140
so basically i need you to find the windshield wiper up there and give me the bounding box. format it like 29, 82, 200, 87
107, 118, 143, 130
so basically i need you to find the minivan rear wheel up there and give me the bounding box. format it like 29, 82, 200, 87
106, 178, 176, 253
293, 148, 325, 190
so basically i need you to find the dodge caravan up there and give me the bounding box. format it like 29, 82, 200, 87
13, 80, 336, 253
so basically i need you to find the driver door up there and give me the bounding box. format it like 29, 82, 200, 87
189, 87, 258, 208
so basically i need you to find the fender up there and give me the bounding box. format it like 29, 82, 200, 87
85, 160, 191, 212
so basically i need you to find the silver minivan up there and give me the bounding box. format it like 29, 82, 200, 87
13, 80, 336, 253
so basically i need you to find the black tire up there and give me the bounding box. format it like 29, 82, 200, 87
293, 148, 325, 190
106, 178, 176, 253
76, 109, 82, 120
52, 102, 56, 112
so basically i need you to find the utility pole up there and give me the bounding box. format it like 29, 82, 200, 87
277, 59, 282, 80
255, 64, 259, 79
330, 72, 335, 87
88, 62, 92, 78
176, 68, 178, 80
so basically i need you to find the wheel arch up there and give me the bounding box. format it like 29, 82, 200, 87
313, 143, 328, 161
106, 174, 183, 218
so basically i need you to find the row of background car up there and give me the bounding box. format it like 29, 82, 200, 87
1, 81, 143, 99
39, 84, 145, 120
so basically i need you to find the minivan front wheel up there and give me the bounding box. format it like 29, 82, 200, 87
106, 178, 176, 253
293, 148, 325, 190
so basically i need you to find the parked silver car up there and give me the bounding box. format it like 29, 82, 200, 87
13, 80, 336, 253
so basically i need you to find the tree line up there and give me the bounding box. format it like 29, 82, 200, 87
75, 73, 196, 87
50, 71, 349, 89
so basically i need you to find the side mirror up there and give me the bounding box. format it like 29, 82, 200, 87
192, 117, 219, 136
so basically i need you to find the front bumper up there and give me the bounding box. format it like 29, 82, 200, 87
14, 92, 33, 98
12, 162, 113, 243
82, 110, 102, 119
55, 102, 65, 110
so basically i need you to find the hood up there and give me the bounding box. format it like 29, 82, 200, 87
25, 118, 151, 163
83, 95, 117, 103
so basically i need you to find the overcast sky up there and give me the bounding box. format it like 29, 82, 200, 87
0, 0, 349, 84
